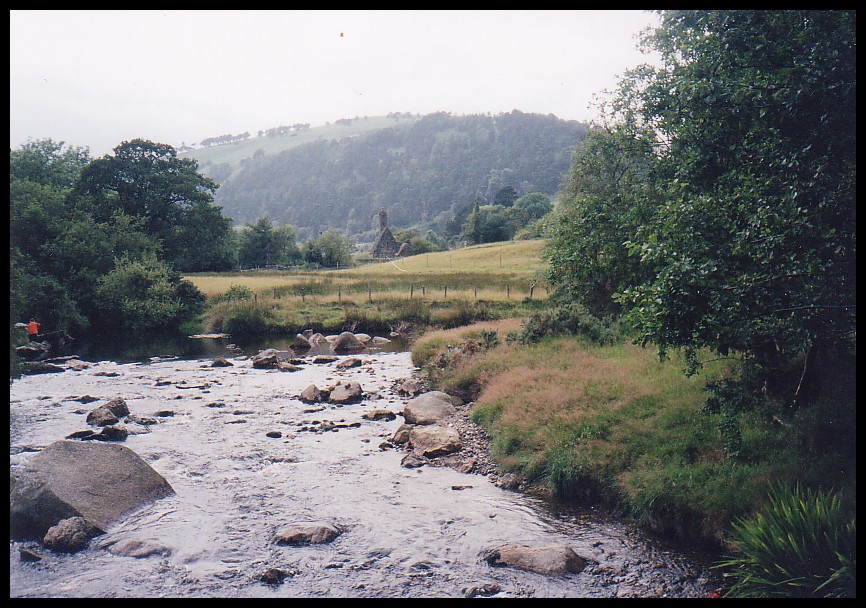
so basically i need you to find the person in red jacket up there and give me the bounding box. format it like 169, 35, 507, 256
27, 318, 41, 341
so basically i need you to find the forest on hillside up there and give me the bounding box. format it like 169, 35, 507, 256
207, 111, 588, 241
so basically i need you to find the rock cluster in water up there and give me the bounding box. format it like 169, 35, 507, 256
11, 341, 589, 592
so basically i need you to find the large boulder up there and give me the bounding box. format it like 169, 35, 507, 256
290, 334, 312, 350
328, 380, 364, 404
10, 440, 174, 541
408, 425, 462, 457
402, 391, 456, 425
482, 544, 588, 575
330, 332, 366, 353
252, 349, 281, 369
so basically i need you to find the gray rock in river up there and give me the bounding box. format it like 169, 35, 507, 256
43, 516, 102, 553
329, 331, 366, 353
274, 523, 341, 545
328, 380, 364, 404
10, 440, 175, 542
402, 391, 456, 425
408, 424, 463, 457
482, 543, 589, 575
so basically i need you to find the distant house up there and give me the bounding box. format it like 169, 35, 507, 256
370, 209, 409, 258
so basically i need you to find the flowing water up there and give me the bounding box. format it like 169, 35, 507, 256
10, 337, 722, 598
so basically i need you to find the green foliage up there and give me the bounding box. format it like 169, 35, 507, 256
9, 137, 90, 188
75, 138, 235, 271
220, 284, 255, 302
237, 216, 302, 268
512, 300, 623, 346
545, 10, 855, 411
220, 301, 279, 336
702, 362, 772, 458
10, 136, 238, 353
716, 482, 856, 598
614, 11, 855, 380
302, 229, 354, 268
479, 329, 500, 349
544, 126, 657, 316
94, 255, 206, 333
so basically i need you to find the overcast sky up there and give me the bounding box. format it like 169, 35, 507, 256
10, 10, 661, 157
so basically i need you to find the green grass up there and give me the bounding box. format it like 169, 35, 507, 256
715, 482, 856, 598
410, 321, 856, 558
186, 240, 549, 335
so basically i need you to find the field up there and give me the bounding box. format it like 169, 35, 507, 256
185, 239, 551, 335
187, 239, 549, 301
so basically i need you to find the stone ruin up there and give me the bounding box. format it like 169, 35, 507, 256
370, 209, 410, 259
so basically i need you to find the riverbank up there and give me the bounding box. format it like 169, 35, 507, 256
407, 319, 857, 557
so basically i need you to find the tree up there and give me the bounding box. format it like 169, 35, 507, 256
302, 230, 353, 268
493, 185, 518, 207
594, 10, 855, 402
512, 192, 553, 222
461, 198, 484, 245
545, 127, 658, 315
237, 217, 301, 268
94, 254, 206, 333
74, 139, 234, 271
10, 139, 93, 333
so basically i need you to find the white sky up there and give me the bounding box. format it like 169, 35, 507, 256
10, 10, 661, 157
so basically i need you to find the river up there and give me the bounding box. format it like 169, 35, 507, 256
10, 336, 722, 598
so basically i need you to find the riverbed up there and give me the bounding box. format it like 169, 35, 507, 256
10, 340, 721, 598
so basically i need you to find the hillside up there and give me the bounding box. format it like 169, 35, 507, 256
180, 114, 420, 181
183, 111, 588, 242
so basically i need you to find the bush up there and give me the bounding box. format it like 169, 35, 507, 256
221, 301, 279, 336
94, 255, 205, 333
715, 482, 856, 598
512, 300, 622, 346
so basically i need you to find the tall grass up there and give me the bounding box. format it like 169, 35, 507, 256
410, 321, 854, 550
715, 482, 856, 598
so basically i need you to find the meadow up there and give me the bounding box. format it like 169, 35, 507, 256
186, 240, 550, 335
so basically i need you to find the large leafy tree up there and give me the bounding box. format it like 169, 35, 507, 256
550, 11, 856, 405
10, 139, 93, 331
545, 126, 659, 315
302, 229, 353, 269
75, 139, 235, 271
94, 254, 206, 332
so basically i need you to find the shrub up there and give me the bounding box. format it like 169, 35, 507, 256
715, 482, 856, 598
513, 300, 622, 346
95, 255, 204, 333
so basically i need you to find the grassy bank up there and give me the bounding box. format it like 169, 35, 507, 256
186, 240, 549, 336
410, 319, 857, 552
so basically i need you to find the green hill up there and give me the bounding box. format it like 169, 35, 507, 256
179, 114, 420, 182
183, 111, 588, 243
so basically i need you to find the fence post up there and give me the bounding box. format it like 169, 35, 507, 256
444, 286, 448, 299
506, 285, 510, 299
410, 285, 414, 299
